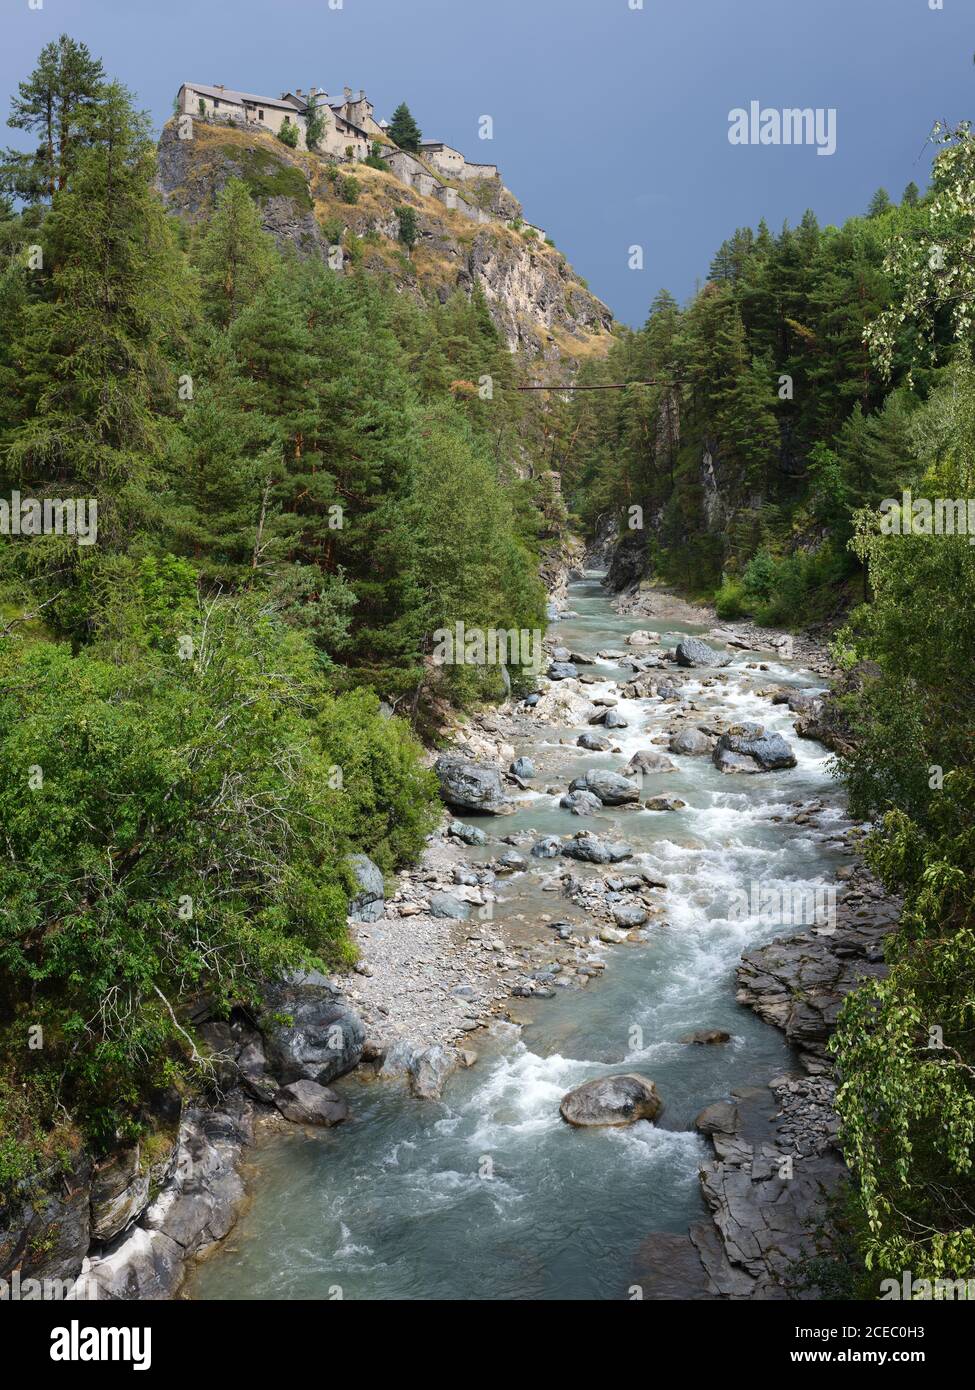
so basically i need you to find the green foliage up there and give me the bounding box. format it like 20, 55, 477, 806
223, 144, 311, 210
339, 174, 360, 205
0, 33, 104, 202
275, 118, 299, 149
0, 40, 571, 1191
304, 100, 326, 152
830, 362, 975, 1287
396, 204, 419, 250
388, 102, 422, 153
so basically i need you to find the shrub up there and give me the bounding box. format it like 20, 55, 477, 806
396, 204, 419, 250
276, 120, 299, 149
340, 175, 360, 205
714, 577, 748, 619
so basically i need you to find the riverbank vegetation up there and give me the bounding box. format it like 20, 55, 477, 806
0, 41, 550, 1193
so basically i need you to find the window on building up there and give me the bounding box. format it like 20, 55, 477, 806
258, 109, 264, 120
214, 98, 221, 108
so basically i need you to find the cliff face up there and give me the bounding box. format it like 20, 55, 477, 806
155, 121, 614, 363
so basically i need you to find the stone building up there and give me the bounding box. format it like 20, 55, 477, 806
177, 82, 306, 148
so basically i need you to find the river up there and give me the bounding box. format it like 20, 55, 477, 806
189, 574, 849, 1301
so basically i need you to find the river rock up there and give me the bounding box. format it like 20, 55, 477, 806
644, 796, 686, 812
603, 708, 629, 729
262, 981, 365, 1087
408, 1045, 458, 1100
712, 723, 798, 773
582, 770, 641, 805
447, 819, 488, 846
675, 637, 733, 668
561, 833, 633, 864
531, 835, 562, 859
624, 750, 676, 775
680, 1029, 731, 1045
611, 903, 648, 928
347, 853, 385, 923
578, 731, 611, 751
548, 661, 578, 681
559, 1074, 662, 1127
509, 756, 535, 779
274, 1080, 349, 1127
668, 727, 714, 756
559, 789, 602, 816
428, 891, 471, 920
435, 755, 514, 815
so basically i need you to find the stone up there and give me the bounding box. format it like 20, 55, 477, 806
497, 850, 527, 871
347, 853, 385, 923
668, 727, 714, 756
675, 637, 733, 668
680, 1029, 732, 1046
577, 731, 611, 751
262, 981, 365, 1087
408, 1045, 458, 1100
583, 770, 641, 805
624, 750, 676, 775
713, 723, 798, 774
644, 796, 686, 812
531, 835, 562, 859
447, 819, 488, 846
611, 903, 648, 928
559, 1074, 663, 1127
435, 755, 514, 815
274, 1080, 349, 1127
561, 833, 633, 864
509, 756, 535, 779
559, 789, 602, 816
428, 892, 471, 920
548, 662, 578, 681
603, 708, 629, 729
90, 1147, 152, 1244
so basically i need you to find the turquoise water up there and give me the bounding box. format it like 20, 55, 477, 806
190, 577, 848, 1301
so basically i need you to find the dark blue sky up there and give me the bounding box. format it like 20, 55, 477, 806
3, 0, 972, 325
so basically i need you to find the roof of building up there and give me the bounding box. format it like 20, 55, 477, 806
184, 82, 297, 113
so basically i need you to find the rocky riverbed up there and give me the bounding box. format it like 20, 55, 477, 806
181, 568, 900, 1302
10, 567, 897, 1302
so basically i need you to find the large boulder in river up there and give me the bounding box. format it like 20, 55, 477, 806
578, 731, 611, 752
559, 789, 602, 816
435, 755, 514, 815
408, 1045, 459, 1100
548, 661, 578, 681
347, 853, 385, 923
623, 750, 677, 776
560, 1074, 663, 1127
262, 980, 365, 1087
582, 769, 641, 805
274, 1080, 349, 1127
561, 832, 633, 864
712, 723, 798, 773
669, 727, 715, 756
675, 637, 733, 668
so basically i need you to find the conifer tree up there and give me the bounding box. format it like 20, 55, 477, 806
389, 102, 422, 153
1, 34, 104, 201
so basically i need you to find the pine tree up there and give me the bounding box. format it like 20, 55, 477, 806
4, 83, 193, 588
194, 177, 277, 328
901, 180, 920, 207
389, 102, 422, 153
867, 187, 892, 218
0, 34, 104, 202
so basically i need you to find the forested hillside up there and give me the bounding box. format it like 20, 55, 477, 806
564, 124, 975, 1292
0, 40, 564, 1190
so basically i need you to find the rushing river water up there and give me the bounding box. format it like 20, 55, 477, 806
190, 576, 850, 1301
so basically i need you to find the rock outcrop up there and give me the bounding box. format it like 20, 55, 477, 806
560, 1074, 662, 1127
